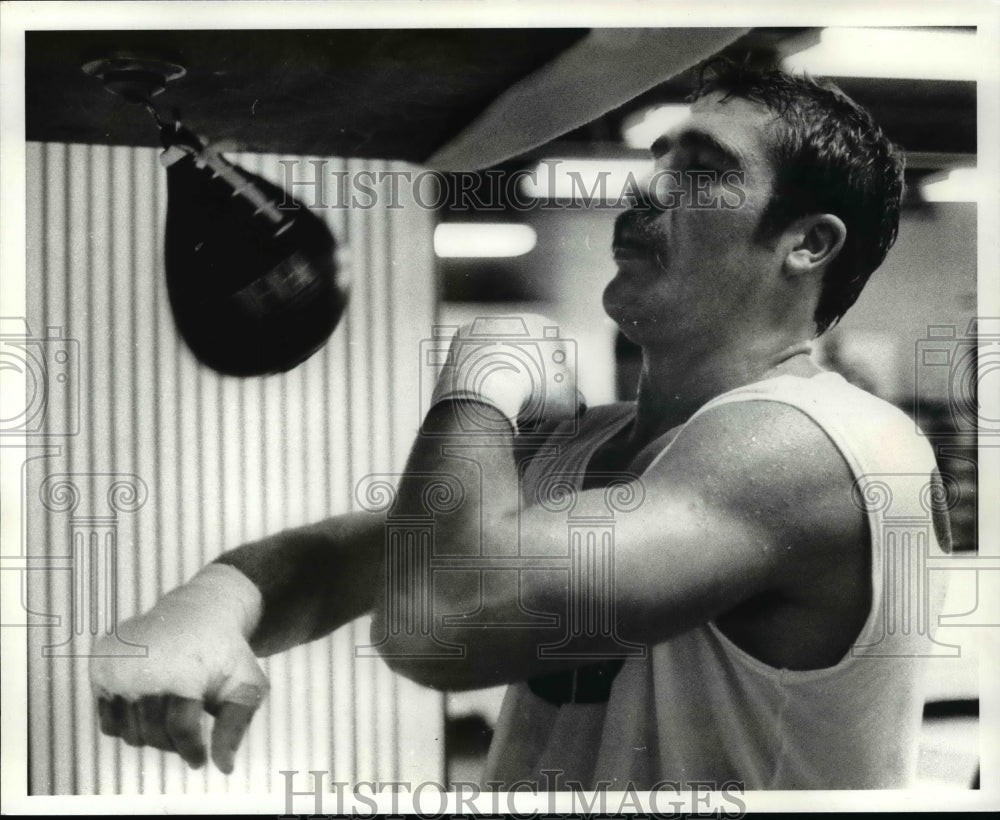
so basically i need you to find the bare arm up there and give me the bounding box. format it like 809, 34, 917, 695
376, 397, 863, 690
214, 510, 386, 656
91, 508, 389, 771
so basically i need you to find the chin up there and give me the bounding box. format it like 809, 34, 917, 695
602, 290, 646, 344
601, 279, 626, 324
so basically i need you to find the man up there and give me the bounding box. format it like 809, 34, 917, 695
90, 60, 949, 789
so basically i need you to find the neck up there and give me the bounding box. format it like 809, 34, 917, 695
631, 331, 818, 444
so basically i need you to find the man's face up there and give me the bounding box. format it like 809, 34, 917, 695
603, 91, 785, 347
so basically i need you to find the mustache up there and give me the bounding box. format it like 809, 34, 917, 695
612, 207, 663, 251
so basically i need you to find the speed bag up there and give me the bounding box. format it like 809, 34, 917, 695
162, 150, 347, 377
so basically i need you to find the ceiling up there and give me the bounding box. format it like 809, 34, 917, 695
26, 29, 589, 162
26, 28, 976, 169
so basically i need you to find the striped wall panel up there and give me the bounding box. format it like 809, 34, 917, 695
24, 142, 444, 795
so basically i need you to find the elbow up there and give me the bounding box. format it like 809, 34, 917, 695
369, 613, 493, 691
375, 640, 485, 692
379, 654, 468, 692
370, 549, 515, 690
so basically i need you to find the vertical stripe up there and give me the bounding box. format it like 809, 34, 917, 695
26, 143, 445, 794
25, 141, 48, 796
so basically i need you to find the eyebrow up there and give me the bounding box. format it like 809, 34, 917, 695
649, 128, 744, 168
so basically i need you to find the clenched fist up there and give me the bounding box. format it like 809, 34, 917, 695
429, 313, 584, 432
89, 563, 268, 773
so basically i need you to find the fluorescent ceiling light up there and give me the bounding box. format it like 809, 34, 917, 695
921, 168, 981, 203
434, 223, 537, 258
520, 159, 653, 202
783, 27, 978, 81
621, 104, 691, 150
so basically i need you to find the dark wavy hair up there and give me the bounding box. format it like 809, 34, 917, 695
691, 58, 905, 335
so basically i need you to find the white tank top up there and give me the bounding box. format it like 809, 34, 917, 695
482, 372, 951, 790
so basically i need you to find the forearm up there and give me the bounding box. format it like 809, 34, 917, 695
373, 315, 582, 687
215, 510, 386, 656
394, 400, 521, 534
374, 401, 529, 686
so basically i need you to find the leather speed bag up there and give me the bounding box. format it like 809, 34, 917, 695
163, 152, 346, 376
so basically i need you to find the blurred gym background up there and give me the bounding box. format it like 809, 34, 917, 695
18, 26, 981, 794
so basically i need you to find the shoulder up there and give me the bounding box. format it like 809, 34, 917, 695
645, 392, 865, 572
654, 370, 923, 489
656, 395, 848, 488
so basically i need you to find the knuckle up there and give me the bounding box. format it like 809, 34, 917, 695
250, 663, 271, 691
166, 714, 200, 744
98, 721, 121, 738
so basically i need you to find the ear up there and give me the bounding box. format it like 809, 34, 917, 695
782, 214, 847, 278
